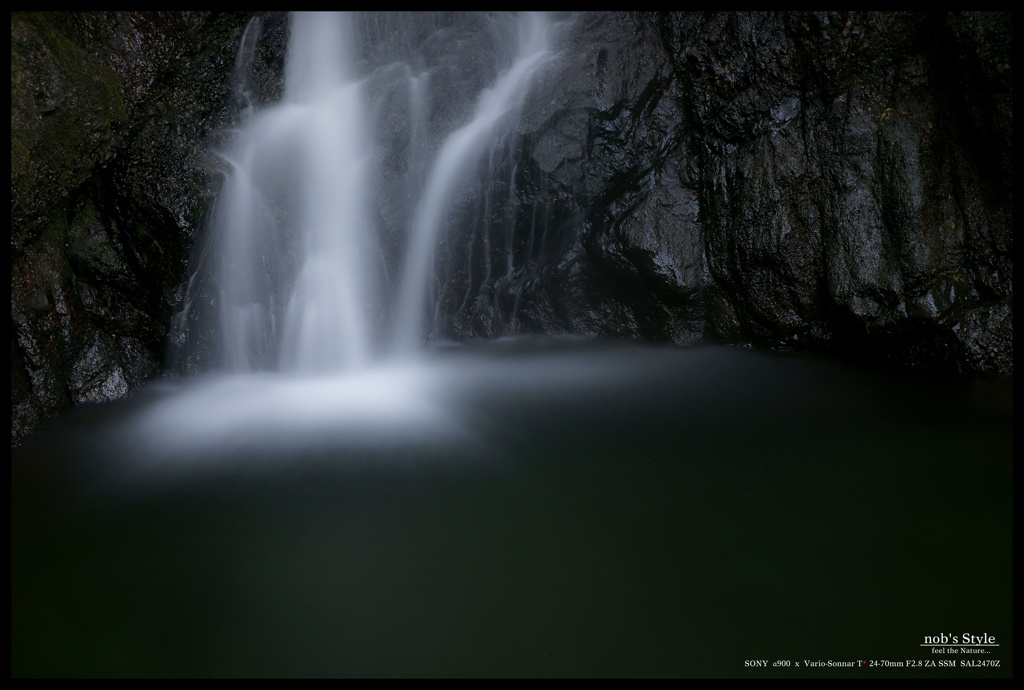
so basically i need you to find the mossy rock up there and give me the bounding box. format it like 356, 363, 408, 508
11, 12, 126, 245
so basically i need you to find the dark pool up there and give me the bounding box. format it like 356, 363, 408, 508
12, 339, 1013, 677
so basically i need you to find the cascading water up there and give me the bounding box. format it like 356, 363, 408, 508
13, 12, 1013, 678
390, 12, 556, 356
138, 11, 573, 457
173, 11, 562, 375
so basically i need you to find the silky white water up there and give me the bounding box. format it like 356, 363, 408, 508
214, 13, 374, 373
391, 12, 556, 355
176, 11, 561, 375
149, 12, 567, 458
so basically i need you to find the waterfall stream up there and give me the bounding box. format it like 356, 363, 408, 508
174, 11, 563, 373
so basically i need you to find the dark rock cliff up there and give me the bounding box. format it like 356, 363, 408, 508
503, 12, 1012, 375
11, 11, 249, 445
10, 11, 1012, 446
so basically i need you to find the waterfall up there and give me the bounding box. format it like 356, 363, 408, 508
172, 12, 563, 375
213, 12, 375, 374
390, 12, 556, 356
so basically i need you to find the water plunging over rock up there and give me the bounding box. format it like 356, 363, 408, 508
174, 11, 563, 374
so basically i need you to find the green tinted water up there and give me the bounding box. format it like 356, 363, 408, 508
12, 342, 1013, 677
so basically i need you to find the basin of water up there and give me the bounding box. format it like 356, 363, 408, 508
12, 339, 1013, 677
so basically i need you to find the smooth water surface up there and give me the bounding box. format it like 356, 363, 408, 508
12, 341, 1013, 677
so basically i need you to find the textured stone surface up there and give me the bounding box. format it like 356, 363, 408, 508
11, 12, 247, 446
499, 11, 1012, 374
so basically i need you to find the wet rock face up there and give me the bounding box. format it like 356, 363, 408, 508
9, 11, 1013, 446
688, 11, 1013, 373
666, 12, 1012, 376
10, 12, 250, 446
501, 11, 1012, 374
436, 13, 708, 343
